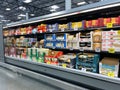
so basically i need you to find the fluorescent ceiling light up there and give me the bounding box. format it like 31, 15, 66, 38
77, 1, 86, 5
30, 14, 35, 16
51, 5, 59, 9
23, 0, 32, 3
6, 3, 120, 28
1, 20, 10, 22
1, 20, 7, 21
19, 6, 26, 10
6, 8, 11, 11
18, 14, 26, 17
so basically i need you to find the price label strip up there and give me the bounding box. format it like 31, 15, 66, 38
62, 64, 67, 68
108, 72, 115, 77
108, 48, 115, 53
107, 23, 113, 28
47, 61, 50, 64
74, 27, 78, 31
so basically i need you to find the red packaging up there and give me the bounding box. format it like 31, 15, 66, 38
38, 24, 47, 33
111, 16, 120, 26
103, 18, 111, 26
15, 28, 21, 35
5, 47, 9, 56
92, 19, 100, 28
21, 52, 27, 59
44, 56, 52, 64
26, 26, 32, 34
9, 30, 15, 36
86, 20, 92, 28
9, 47, 16, 57
44, 51, 63, 65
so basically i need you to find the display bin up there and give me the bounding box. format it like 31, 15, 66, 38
76, 53, 100, 73
58, 53, 76, 69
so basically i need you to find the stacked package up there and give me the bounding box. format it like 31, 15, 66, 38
102, 30, 120, 52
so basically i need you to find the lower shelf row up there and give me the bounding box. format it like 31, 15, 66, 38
5, 47, 120, 78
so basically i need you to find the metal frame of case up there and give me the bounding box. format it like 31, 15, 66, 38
2, 0, 120, 89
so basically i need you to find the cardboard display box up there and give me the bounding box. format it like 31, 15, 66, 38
99, 57, 119, 77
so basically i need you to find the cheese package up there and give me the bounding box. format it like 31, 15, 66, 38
71, 21, 83, 30
3, 30, 9, 36
20, 27, 26, 35
93, 30, 102, 43
15, 28, 21, 35
38, 24, 47, 33
103, 18, 111, 26
26, 26, 33, 34
86, 20, 92, 28
111, 16, 120, 26
92, 19, 101, 28
59, 24, 69, 31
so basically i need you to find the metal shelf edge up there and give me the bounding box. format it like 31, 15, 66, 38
5, 56, 120, 85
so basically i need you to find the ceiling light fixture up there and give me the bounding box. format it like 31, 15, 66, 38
23, 0, 32, 3
30, 14, 35, 16
51, 5, 59, 9
19, 6, 26, 11
50, 5, 59, 12
18, 14, 26, 17
1, 20, 7, 21
77, 1, 86, 5
6, 8, 11, 11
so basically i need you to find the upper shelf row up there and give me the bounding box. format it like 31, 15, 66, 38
3, 16, 120, 37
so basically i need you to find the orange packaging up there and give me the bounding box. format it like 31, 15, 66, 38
3, 30, 9, 36
92, 19, 100, 28
103, 18, 111, 26
44, 51, 63, 65
20, 27, 26, 35
38, 24, 46, 33
111, 16, 120, 26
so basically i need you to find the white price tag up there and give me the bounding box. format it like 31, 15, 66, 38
79, 47, 84, 51
74, 27, 78, 31
69, 47, 73, 50
95, 48, 100, 52
49, 29, 52, 32
52, 47, 55, 49
61, 28, 64, 31
81, 68, 86, 72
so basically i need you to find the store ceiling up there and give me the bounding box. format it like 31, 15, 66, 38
0, 0, 101, 23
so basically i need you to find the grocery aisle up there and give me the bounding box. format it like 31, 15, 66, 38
0, 67, 61, 90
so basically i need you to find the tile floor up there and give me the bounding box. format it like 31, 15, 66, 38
0, 67, 61, 90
